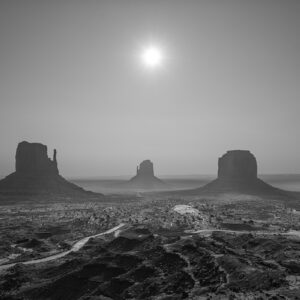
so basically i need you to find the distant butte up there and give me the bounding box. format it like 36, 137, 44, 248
128, 160, 166, 190
218, 150, 257, 181
180, 150, 289, 197
15, 141, 59, 176
0, 141, 102, 198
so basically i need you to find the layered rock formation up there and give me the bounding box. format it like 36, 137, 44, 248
128, 160, 166, 190
182, 150, 287, 197
0, 141, 101, 198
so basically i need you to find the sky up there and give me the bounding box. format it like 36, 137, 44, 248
0, 0, 299, 178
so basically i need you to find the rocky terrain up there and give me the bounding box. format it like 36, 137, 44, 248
0, 224, 299, 299
0, 149, 300, 299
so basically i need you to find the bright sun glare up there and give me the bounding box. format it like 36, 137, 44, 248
141, 46, 163, 68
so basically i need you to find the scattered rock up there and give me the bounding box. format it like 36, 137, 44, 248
2, 230, 298, 300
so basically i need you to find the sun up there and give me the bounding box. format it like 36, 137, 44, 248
141, 46, 163, 68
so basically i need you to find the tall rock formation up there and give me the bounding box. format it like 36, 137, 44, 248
128, 160, 166, 190
15, 141, 58, 176
178, 150, 287, 197
136, 160, 155, 178
0, 141, 101, 198
218, 150, 257, 181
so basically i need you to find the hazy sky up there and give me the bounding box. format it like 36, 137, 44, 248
0, 0, 299, 178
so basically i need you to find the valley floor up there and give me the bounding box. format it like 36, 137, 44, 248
0, 192, 300, 299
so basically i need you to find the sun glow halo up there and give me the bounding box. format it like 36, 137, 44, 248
141, 46, 163, 68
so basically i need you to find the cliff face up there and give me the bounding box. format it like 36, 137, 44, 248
129, 160, 165, 190
218, 150, 257, 181
15, 141, 58, 176
176, 150, 288, 197
0, 141, 100, 198
136, 160, 154, 177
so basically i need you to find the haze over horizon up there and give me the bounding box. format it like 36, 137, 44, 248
0, 0, 299, 178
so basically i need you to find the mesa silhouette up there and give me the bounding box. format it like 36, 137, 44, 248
178, 150, 288, 197
0, 141, 101, 197
128, 160, 166, 190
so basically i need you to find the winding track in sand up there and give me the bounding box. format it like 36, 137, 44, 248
0, 223, 126, 272
1, 224, 299, 272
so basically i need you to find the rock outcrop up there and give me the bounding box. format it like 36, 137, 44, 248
218, 150, 257, 181
15, 141, 58, 176
0, 141, 101, 198
178, 150, 288, 197
136, 160, 155, 178
128, 160, 166, 190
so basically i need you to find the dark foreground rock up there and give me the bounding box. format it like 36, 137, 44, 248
0, 225, 299, 299
0, 141, 102, 198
